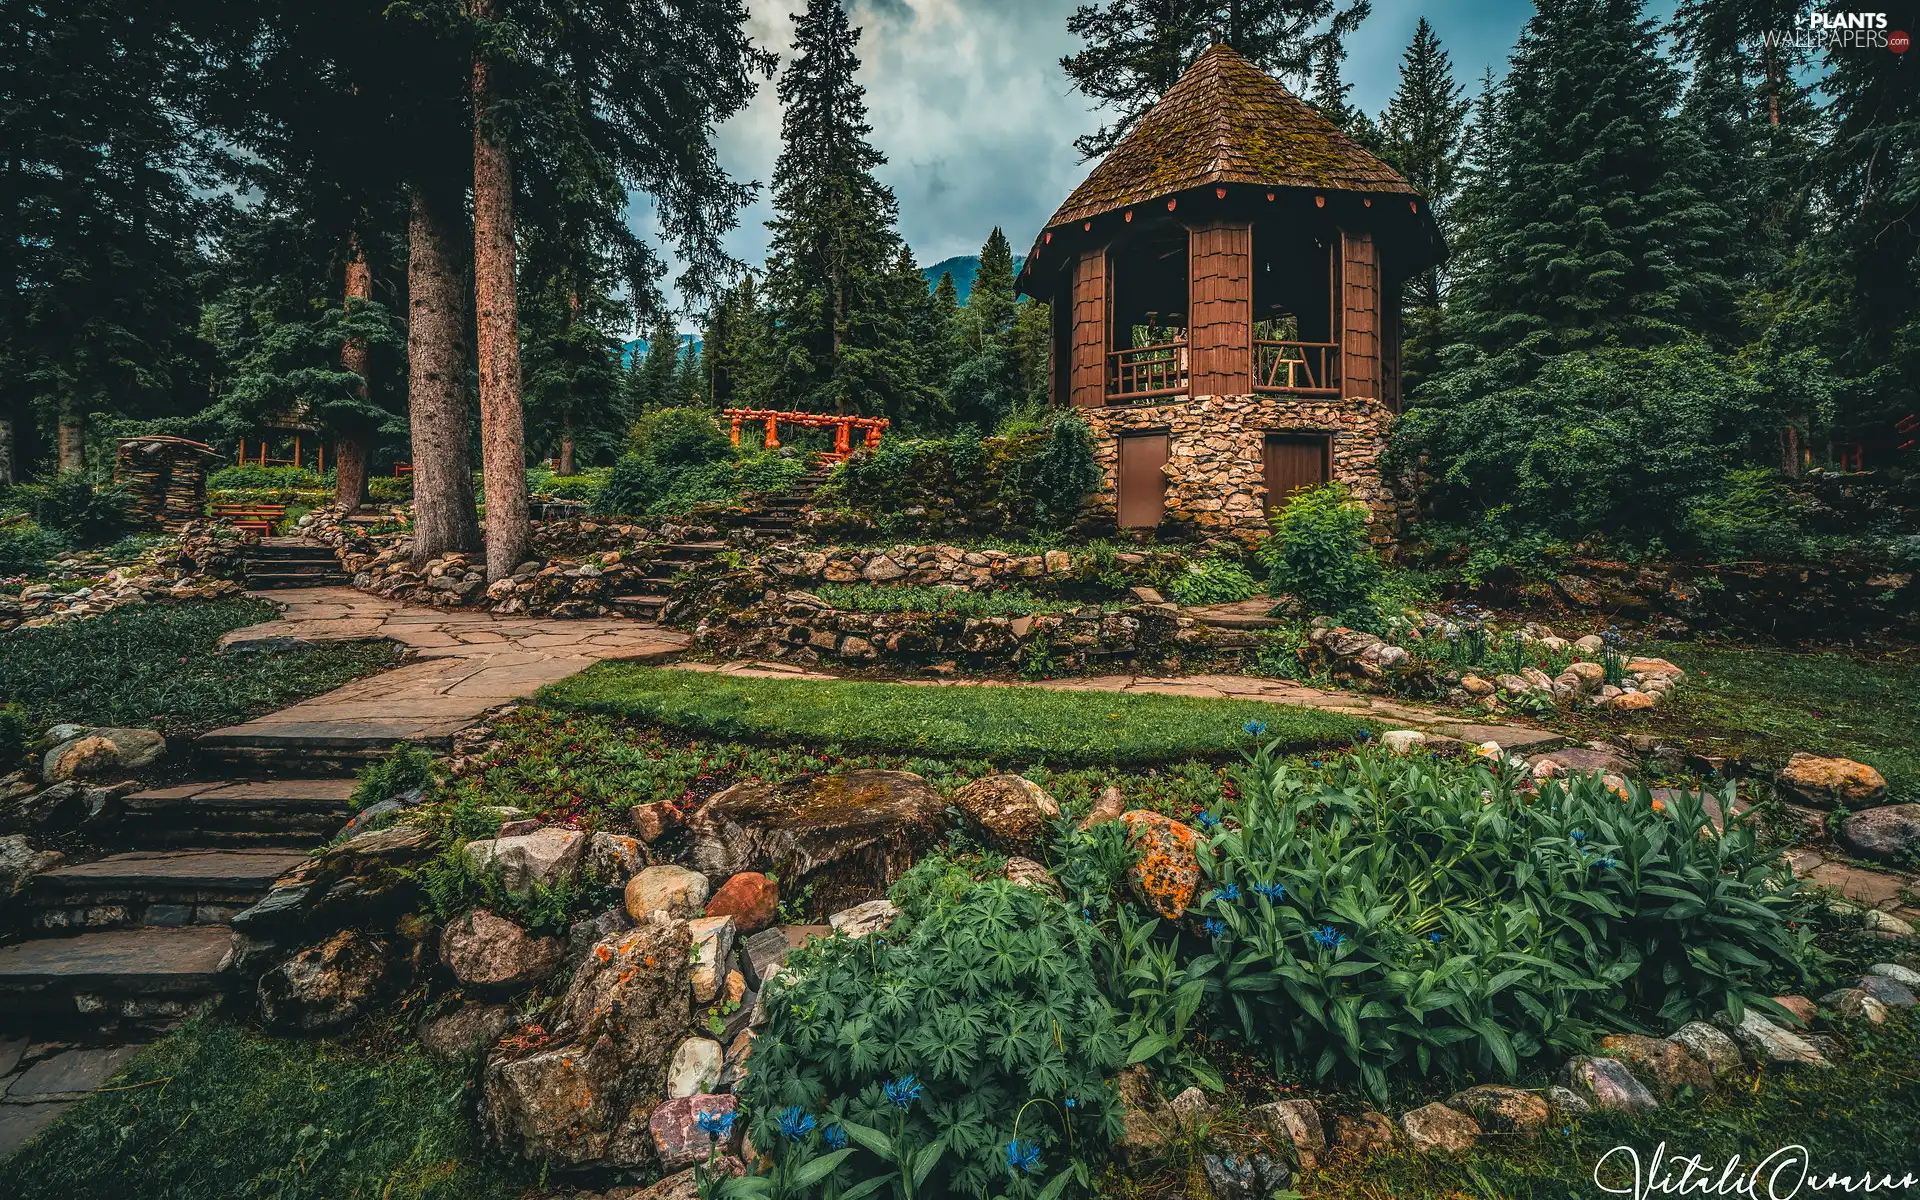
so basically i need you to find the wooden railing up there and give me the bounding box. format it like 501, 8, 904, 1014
1107, 342, 1189, 402
723, 409, 889, 461
1254, 340, 1340, 395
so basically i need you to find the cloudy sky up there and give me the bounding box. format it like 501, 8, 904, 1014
644, 0, 1559, 320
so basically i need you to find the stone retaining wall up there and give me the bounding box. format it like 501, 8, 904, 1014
696, 591, 1196, 671
1080, 393, 1397, 542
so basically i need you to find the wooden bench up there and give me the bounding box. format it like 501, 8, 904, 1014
211, 504, 287, 538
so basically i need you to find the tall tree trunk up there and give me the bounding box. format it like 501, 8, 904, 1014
56, 401, 83, 473
336, 234, 374, 510
472, 0, 529, 581
558, 411, 576, 476
0, 417, 12, 486
407, 183, 481, 559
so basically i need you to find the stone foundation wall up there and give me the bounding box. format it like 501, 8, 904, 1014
1080, 393, 1396, 542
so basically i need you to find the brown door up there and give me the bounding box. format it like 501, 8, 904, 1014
1117, 432, 1169, 529
1263, 434, 1329, 514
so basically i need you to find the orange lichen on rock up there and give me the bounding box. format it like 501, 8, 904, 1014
1122, 810, 1202, 919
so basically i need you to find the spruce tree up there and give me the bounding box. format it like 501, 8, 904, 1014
1378, 18, 1471, 390
629, 320, 684, 413
926, 271, 964, 405
1439, 0, 1740, 368
948, 228, 1026, 429
763, 0, 924, 416
1306, 41, 1381, 149
1061, 0, 1371, 158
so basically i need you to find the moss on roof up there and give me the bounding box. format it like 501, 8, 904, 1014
1046, 43, 1417, 230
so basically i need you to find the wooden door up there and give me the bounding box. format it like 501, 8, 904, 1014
1263, 434, 1329, 514
1117, 432, 1169, 528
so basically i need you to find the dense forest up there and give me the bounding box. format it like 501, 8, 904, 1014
0, 0, 1914, 574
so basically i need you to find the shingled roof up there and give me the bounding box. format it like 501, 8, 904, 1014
1044, 43, 1417, 231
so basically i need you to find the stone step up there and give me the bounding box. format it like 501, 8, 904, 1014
196, 721, 459, 774
27, 848, 309, 932
243, 542, 339, 562
242, 558, 340, 573
245, 571, 351, 589
608, 595, 668, 618
0, 926, 235, 1032
119, 778, 357, 846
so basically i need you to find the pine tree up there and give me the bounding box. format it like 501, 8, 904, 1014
1439, 0, 1741, 370
1060, 0, 1370, 158
629, 319, 684, 413
1306, 40, 1381, 150
763, 0, 924, 416
1378, 18, 1472, 391
947, 228, 1026, 429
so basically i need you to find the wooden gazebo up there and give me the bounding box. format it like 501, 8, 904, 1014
1017, 44, 1441, 535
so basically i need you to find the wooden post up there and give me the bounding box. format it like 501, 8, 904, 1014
293, 435, 302, 468
1069, 247, 1110, 408
1339, 230, 1381, 402
834, 419, 850, 458
764, 416, 780, 449
1187, 219, 1254, 397
730, 415, 742, 446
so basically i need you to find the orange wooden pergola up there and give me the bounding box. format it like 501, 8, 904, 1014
722, 409, 889, 461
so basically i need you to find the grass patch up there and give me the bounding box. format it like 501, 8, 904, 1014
1569, 642, 1920, 800
0, 1016, 527, 1200
537, 664, 1366, 765
1290, 1012, 1920, 1198
0, 599, 402, 737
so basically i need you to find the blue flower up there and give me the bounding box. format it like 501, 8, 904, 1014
1064, 1097, 1078, 1109
696, 1109, 738, 1139
1243, 720, 1269, 736
777, 1107, 816, 1141
1195, 810, 1220, 829
1594, 855, 1621, 871
883, 1075, 922, 1110
1213, 882, 1241, 902
1428, 931, 1444, 944
1309, 924, 1347, 949
1569, 828, 1587, 843
1252, 881, 1286, 900
823, 1125, 849, 1150
1005, 1140, 1044, 1174
1356, 729, 1373, 741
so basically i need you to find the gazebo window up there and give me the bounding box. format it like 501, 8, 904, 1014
1106, 224, 1190, 402
1252, 226, 1340, 396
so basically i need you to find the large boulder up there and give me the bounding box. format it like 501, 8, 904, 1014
1446, 1085, 1550, 1133
950, 774, 1060, 853
625, 865, 710, 922
0, 834, 62, 899
1668, 1022, 1743, 1080
42, 727, 166, 781
688, 770, 944, 910
482, 918, 692, 1168
584, 832, 648, 886
1400, 1102, 1478, 1153
463, 828, 587, 893
1839, 805, 1920, 862
651, 1093, 738, 1171
1597, 1033, 1714, 1098
1253, 1099, 1326, 1168
705, 872, 778, 934
258, 929, 389, 1032
666, 1036, 724, 1098
419, 1000, 512, 1060
1560, 1056, 1658, 1113
1778, 753, 1888, 810
1725, 1010, 1831, 1069
439, 909, 564, 994
7, 780, 124, 831
1121, 810, 1200, 919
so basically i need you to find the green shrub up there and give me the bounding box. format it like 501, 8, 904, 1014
1680, 468, 1811, 560
8, 474, 135, 546
368, 474, 411, 502
1022, 412, 1101, 529
595, 452, 657, 516
207, 464, 329, 491
350, 742, 438, 810
1256, 483, 1382, 622
527, 468, 605, 502
1165, 556, 1259, 606
631, 406, 732, 469
0, 702, 30, 770
0, 515, 68, 575
741, 873, 1126, 1198
1185, 745, 1816, 1100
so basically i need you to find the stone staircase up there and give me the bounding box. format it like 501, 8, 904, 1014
0, 745, 357, 1038
606, 468, 830, 620
241, 537, 348, 590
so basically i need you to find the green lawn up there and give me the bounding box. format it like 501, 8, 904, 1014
0, 1017, 528, 1200
1615, 642, 1920, 801
538, 663, 1365, 765
0, 599, 402, 738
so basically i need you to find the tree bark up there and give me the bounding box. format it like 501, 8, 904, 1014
337, 235, 374, 510
558, 410, 576, 476
472, 0, 529, 580
0, 417, 12, 486
56, 403, 83, 473
407, 182, 481, 559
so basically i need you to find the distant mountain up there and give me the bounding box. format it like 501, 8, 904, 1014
921, 254, 1027, 303
619, 333, 701, 369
